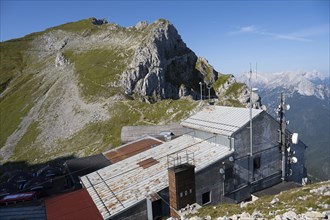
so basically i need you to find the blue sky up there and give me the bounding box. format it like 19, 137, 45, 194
1, 0, 329, 75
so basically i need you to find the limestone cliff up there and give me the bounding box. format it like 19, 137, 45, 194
121, 19, 207, 102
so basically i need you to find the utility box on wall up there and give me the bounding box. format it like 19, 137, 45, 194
168, 163, 196, 217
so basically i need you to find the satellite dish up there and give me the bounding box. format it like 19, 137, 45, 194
291, 157, 298, 164
229, 156, 234, 162
287, 147, 291, 152
292, 133, 299, 144
285, 104, 290, 110
219, 168, 225, 174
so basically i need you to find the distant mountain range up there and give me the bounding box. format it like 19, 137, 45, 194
239, 70, 329, 99
238, 70, 330, 181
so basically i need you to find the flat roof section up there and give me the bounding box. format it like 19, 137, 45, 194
103, 138, 162, 163
45, 188, 102, 220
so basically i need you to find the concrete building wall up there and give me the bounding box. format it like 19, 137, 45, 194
233, 156, 250, 187
195, 159, 226, 205
186, 112, 284, 205
252, 147, 282, 182
233, 112, 282, 184
194, 156, 253, 205
234, 112, 280, 157
233, 112, 306, 187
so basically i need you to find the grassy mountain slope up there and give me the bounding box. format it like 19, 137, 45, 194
0, 18, 248, 165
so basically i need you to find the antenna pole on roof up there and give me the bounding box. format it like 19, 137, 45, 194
249, 64, 253, 158
199, 82, 203, 102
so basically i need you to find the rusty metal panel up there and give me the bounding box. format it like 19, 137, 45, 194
104, 138, 162, 163
137, 157, 159, 169
45, 189, 102, 220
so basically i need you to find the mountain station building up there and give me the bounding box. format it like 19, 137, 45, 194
79, 105, 307, 219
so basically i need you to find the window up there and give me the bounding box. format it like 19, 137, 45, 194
202, 191, 211, 205
180, 192, 183, 198
254, 156, 261, 170
225, 166, 234, 179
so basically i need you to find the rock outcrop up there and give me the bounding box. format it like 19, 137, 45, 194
55, 52, 68, 67
135, 21, 148, 29
92, 18, 108, 25
214, 74, 264, 109
195, 57, 218, 85
120, 19, 209, 102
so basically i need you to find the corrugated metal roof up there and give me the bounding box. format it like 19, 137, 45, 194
80, 135, 233, 219
181, 106, 264, 136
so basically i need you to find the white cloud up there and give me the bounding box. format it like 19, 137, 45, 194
228, 25, 258, 34
262, 32, 311, 42
228, 25, 316, 42
240, 25, 257, 33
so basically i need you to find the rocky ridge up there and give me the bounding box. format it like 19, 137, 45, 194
214, 74, 263, 109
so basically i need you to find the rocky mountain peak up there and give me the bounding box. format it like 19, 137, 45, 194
135, 21, 148, 29
120, 19, 207, 102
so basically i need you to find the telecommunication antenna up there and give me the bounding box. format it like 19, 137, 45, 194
276, 92, 299, 181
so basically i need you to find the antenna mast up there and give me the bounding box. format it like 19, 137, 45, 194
249, 64, 253, 157
279, 92, 287, 181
